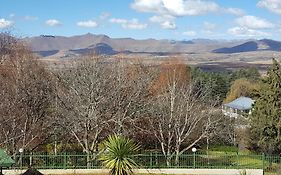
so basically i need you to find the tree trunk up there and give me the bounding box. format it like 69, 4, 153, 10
175, 142, 180, 166
166, 155, 171, 167
86, 152, 91, 169
175, 150, 180, 166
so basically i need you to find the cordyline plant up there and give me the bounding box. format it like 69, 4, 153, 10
99, 135, 140, 175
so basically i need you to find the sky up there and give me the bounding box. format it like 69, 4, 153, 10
1, 0, 281, 40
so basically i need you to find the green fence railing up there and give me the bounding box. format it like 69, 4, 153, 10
11, 152, 281, 172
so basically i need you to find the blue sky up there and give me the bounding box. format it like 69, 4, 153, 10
1, 0, 281, 40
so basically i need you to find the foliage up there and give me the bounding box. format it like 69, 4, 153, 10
150, 59, 191, 95
224, 78, 260, 103
209, 145, 239, 153
192, 67, 261, 104
99, 135, 140, 175
249, 58, 281, 154
230, 67, 260, 82
191, 68, 231, 102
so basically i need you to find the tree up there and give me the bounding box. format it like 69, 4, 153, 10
147, 61, 221, 166
103, 59, 153, 136
215, 115, 248, 147
191, 68, 230, 103
224, 78, 260, 103
56, 57, 152, 167
0, 31, 18, 61
150, 59, 191, 95
0, 32, 55, 156
230, 67, 260, 82
55, 57, 112, 167
249, 58, 281, 154
99, 135, 140, 175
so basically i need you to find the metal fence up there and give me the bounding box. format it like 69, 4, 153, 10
11, 153, 281, 172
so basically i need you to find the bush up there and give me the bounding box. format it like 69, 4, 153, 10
209, 145, 238, 153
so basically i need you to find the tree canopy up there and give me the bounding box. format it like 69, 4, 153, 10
249, 59, 281, 154
224, 78, 260, 103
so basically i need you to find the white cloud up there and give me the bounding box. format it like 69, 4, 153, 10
162, 0, 219, 16
149, 15, 173, 23
257, 0, 281, 15
183, 30, 197, 36
228, 27, 270, 37
131, 0, 219, 16
77, 20, 98, 28
224, 8, 245, 16
131, 0, 164, 14
228, 15, 274, 38
110, 18, 147, 30
131, 0, 243, 16
149, 15, 176, 29
45, 19, 62, 27
110, 18, 127, 24
0, 18, 13, 28
236, 15, 274, 29
160, 21, 176, 29
131, 0, 244, 31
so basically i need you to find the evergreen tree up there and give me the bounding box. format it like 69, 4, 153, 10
191, 68, 231, 103
249, 59, 281, 154
230, 67, 260, 82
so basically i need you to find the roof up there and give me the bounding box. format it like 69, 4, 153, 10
223, 96, 254, 110
0, 149, 15, 167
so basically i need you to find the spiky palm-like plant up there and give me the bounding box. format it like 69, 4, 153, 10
99, 135, 140, 175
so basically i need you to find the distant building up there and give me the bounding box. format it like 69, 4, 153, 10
222, 96, 254, 118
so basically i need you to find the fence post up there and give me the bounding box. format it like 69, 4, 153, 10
150, 153, 153, 167
155, 153, 158, 167
193, 152, 196, 169
63, 152, 67, 169
29, 152, 33, 167
236, 152, 239, 169
262, 153, 265, 170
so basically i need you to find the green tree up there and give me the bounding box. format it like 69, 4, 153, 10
230, 67, 260, 82
249, 59, 281, 154
191, 68, 231, 102
99, 135, 140, 175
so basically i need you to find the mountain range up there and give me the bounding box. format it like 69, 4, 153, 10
23, 33, 281, 58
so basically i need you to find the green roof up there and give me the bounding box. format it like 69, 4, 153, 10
0, 149, 15, 167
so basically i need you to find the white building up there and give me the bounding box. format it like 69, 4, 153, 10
222, 96, 254, 118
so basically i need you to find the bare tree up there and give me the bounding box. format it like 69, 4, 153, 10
55, 56, 154, 167
0, 33, 55, 156
147, 61, 221, 166
104, 59, 153, 136
0, 31, 18, 62
55, 57, 111, 167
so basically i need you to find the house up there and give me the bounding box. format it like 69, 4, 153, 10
222, 96, 254, 118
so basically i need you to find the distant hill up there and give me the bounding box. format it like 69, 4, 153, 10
213, 39, 281, 53
70, 43, 117, 55
34, 50, 60, 57
23, 33, 281, 58
24, 33, 244, 58
213, 41, 258, 53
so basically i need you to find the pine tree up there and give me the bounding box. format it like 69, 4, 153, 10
249, 58, 281, 154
